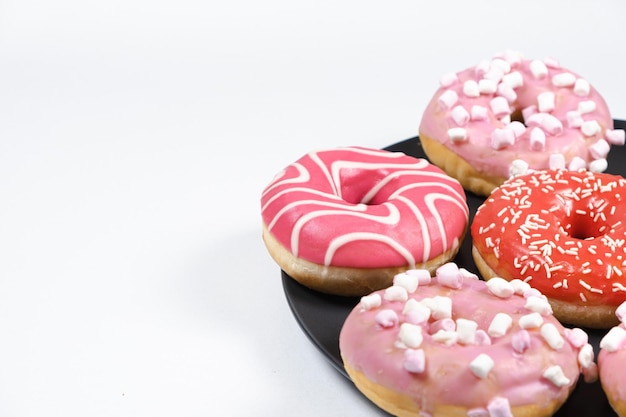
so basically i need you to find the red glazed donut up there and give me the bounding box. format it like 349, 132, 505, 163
419, 50, 625, 196
261, 146, 469, 296
471, 169, 626, 328
339, 262, 596, 417
598, 302, 626, 417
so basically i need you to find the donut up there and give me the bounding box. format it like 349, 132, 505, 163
339, 262, 597, 417
598, 301, 626, 417
260, 146, 469, 296
419, 50, 625, 196
471, 169, 626, 328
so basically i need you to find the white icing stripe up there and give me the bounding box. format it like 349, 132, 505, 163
395, 195, 431, 260
260, 186, 341, 213
309, 152, 339, 197
268, 199, 368, 232
325, 232, 415, 267
291, 203, 401, 258
260, 163, 309, 198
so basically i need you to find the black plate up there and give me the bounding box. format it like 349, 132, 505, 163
282, 119, 626, 417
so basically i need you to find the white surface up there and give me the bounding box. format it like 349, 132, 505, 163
1, 1, 625, 416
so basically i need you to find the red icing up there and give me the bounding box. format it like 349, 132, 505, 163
260, 147, 468, 268
471, 169, 626, 305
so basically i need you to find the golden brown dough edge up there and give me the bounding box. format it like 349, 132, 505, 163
601, 381, 626, 417
342, 359, 569, 417
418, 132, 506, 197
472, 244, 619, 329
262, 224, 464, 297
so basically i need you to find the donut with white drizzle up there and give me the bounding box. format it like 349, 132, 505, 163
261, 146, 468, 296
339, 262, 596, 417
471, 169, 626, 328
419, 50, 625, 196
598, 301, 626, 417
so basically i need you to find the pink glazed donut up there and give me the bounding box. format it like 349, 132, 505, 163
339, 263, 597, 417
261, 147, 468, 296
419, 50, 625, 196
598, 302, 626, 417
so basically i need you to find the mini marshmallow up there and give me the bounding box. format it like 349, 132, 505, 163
616, 300, 626, 322
490, 96, 510, 117
375, 309, 398, 328
574, 78, 590, 96
512, 329, 531, 353
438, 89, 458, 109
599, 326, 626, 352
360, 293, 381, 310
486, 277, 515, 298
544, 57, 561, 68
439, 72, 458, 87
474, 59, 491, 77
564, 327, 589, 348
405, 268, 432, 286
430, 296, 452, 320
502, 49, 524, 65
568, 156, 587, 171
467, 408, 489, 417
471, 105, 489, 121
469, 353, 494, 379
566, 110, 583, 128
552, 72, 576, 87
399, 322, 423, 348
505, 120, 526, 138
430, 318, 456, 333
522, 105, 538, 121
436, 262, 463, 289
537, 91, 555, 113
527, 113, 563, 135
530, 59, 548, 78
543, 365, 571, 387
463, 80, 480, 98
486, 396, 514, 417
450, 105, 470, 126
501, 71, 523, 89
497, 82, 517, 103
491, 58, 511, 74
590, 138, 610, 159
384, 285, 408, 302
541, 323, 565, 350
500, 114, 511, 124
475, 329, 492, 346
488, 313, 513, 338
578, 100, 596, 114
509, 159, 529, 177
606, 129, 626, 145
403, 299, 431, 324
484, 66, 504, 83
530, 127, 546, 151
578, 343, 595, 369
431, 329, 458, 345
404, 348, 426, 373
456, 318, 478, 345
525, 295, 553, 315
510, 279, 531, 295
478, 78, 497, 94
549, 153, 566, 170
589, 158, 608, 173
581, 119, 601, 136
459, 268, 479, 280
519, 312, 544, 329
393, 271, 420, 293
491, 128, 515, 150
448, 127, 468, 143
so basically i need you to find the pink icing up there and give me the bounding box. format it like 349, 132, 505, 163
260, 147, 469, 268
339, 263, 592, 414
419, 52, 623, 179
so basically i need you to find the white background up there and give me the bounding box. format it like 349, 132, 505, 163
1, 1, 626, 416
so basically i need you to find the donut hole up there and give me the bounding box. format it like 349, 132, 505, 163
565, 211, 606, 240
340, 171, 394, 205
510, 109, 525, 124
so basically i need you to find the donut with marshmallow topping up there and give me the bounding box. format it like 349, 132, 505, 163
598, 301, 626, 417
418, 50, 625, 196
339, 262, 595, 417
